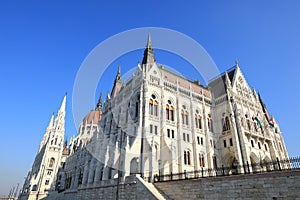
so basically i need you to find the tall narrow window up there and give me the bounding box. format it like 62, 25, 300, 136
150, 124, 153, 133
181, 105, 189, 125
166, 100, 174, 121
187, 151, 191, 165
135, 101, 139, 118
149, 94, 158, 116
208, 114, 213, 132
171, 130, 175, 139
183, 133, 186, 141
49, 158, 55, 168
264, 144, 268, 151
223, 140, 227, 148
195, 114, 202, 129
166, 104, 170, 120
229, 138, 233, 146
251, 140, 254, 147
213, 156, 217, 169
222, 116, 230, 131
199, 154, 205, 167
184, 150, 191, 165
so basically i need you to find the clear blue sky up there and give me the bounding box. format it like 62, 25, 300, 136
0, 0, 299, 196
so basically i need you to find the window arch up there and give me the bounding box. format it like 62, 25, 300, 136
49, 157, 55, 168
222, 116, 230, 132
166, 100, 174, 121
199, 153, 205, 167
149, 94, 159, 116
181, 105, 189, 125
195, 110, 202, 129
184, 149, 191, 165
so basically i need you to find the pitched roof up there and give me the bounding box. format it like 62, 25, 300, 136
208, 66, 236, 98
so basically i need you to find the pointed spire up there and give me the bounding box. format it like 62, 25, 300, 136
64, 135, 68, 146
235, 59, 239, 68
111, 66, 122, 98
96, 91, 102, 110
58, 93, 67, 113
146, 32, 152, 49
47, 113, 54, 129
115, 65, 121, 82
142, 33, 155, 65
53, 93, 66, 133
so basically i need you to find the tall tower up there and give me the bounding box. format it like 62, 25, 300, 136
20, 94, 67, 200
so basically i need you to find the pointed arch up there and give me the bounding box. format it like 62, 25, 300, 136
130, 157, 139, 175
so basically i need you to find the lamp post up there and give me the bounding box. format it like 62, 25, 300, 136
116, 127, 123, 200
158, 159, 161, 181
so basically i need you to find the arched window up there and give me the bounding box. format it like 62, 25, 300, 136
49, 158, 55, 168
149, 94, 158, 116
195, 111, 202, 129
212, 155, 217, 169
181, 105, 189, 125
166, 100, 174, 121
199, 153, 205, 167
222, 116, 230, 132
207, 114, 213, 132
184, 150, 191, 165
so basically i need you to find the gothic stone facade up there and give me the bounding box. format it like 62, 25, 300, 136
20, 95, 67, 200
20, 36, 289, 198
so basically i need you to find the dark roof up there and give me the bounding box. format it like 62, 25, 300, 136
227, 67, 236, 82
208, 66, 236, 98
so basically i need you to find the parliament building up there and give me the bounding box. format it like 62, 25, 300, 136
19, 35, 289, 200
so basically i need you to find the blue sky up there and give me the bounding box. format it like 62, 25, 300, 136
0, 0, 300, 195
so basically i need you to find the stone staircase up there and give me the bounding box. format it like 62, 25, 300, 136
136, 176, 170, 200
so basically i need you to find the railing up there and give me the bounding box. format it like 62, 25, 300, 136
151, 156, 300, 183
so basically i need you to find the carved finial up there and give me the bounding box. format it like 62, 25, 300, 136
115, 65, 121, 81
96, 91, 102, 110
235, 59, 239, 67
